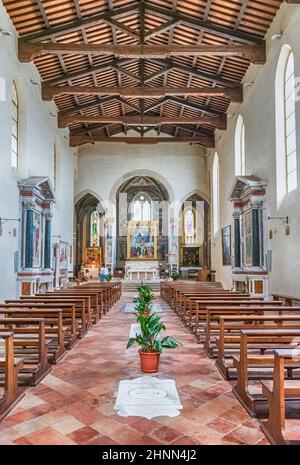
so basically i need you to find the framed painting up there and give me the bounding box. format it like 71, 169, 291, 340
85, 247, 101, 266
127, 221, 158, 260
244, 210, 253, 266
222, 225, 231, 266
32, 211, 41, 268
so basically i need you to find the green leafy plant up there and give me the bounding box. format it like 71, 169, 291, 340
127, 313, 181, 353
170, 271, 181, 281
105, 273, 113, 281
133, 284, 155, 314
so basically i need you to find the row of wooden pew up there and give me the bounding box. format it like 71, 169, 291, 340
0, 281, 121, 422
161, 281, 300, 445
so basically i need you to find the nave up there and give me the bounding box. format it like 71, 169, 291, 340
0, 289, 270, 446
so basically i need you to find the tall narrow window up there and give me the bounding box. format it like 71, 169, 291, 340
11, 81, 19, 169
275, 44, 298, 206
184, 209, 194, 244
212, 153, 220, 236
90, 211, 100, 247
235, 115, 246, 176
132, 193, 151, 221
284, 51, 297, 193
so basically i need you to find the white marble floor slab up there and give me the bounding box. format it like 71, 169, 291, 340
114, 376, 183, 419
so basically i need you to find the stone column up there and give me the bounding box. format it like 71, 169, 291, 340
44, 213, 52, 269
24, 203, 35, 268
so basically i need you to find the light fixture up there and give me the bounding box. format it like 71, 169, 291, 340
0, 29, 12, 36
244, 82, 254, 87
49, 112, 56, 117
268, 215, 289, 224
271, 33, 282, 41
30, 79, 39, 85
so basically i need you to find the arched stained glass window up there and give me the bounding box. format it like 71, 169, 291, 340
235, 115, 246, 176
184, 209, 194, 244
132, 193, 151, 221
90, 210, 100, 247
212, 153, 220, 236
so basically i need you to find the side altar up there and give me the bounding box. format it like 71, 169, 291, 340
125, 220, 159, 280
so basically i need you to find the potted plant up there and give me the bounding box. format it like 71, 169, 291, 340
170, 271, 181, 281
127, 313, 181, 373
105, 273, 113, 281
134, 284, 155, 317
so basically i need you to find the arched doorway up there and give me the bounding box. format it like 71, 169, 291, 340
178, 193, 210, 278
74, 193, 105, 277
115, 176, 169, 273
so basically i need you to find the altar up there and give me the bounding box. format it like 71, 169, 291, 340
125, 261, 159, 281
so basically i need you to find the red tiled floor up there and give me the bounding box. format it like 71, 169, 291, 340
0, 291, 278, 445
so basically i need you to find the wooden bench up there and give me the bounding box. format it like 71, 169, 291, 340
232, 327, 300, 417
214, 313, 300, 377
188, 300, 281, 341
0, 318, 51, 386
260, 349, 300, 445
0, 306, 66, 363
5, 301, 78, 347
204, 305, 298, 356
0, 332, 25, 421
17, 295, 90, 336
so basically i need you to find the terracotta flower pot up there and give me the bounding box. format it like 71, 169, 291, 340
139, 350, 160, 373
139, 311, 151, 318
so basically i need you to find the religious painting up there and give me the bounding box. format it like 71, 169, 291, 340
127, 221, 158, 260
245, 210, 253, 266
58, 241, 70, 278
222, 225, 231, 266
90, 210, 100, 247
85, 247, 101, 267
182, 247, 199, 266
32, 211, 41, 267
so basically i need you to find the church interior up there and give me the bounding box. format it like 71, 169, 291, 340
0, 0, 300, 447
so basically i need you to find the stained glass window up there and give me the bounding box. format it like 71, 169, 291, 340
11, 82, 18, 169
184, 209, 194, 244
90, 211, 100, 247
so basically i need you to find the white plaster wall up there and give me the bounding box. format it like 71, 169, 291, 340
0, 1, 76, 301
208, 4, 300, 296
76, 134, 209, 207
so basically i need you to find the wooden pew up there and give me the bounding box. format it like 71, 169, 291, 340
46, 290, 98, 323
232, 327, 300, 417
204, 305, 296, 355
213, 312, 300, 377
0, 332, 25, 421
0, 318, 51, 386
260, 348, 300, 445
189, 300, 281, 341
5, 301, 78, 347
17, 295, 90, 335
40, 294, 92, 331
0, 306, 66, 363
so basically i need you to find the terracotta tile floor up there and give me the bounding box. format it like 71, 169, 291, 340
0, 292, 271, 445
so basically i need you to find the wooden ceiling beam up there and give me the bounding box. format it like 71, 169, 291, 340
42, 84, 242, 102
19, 41, 266, 64
58, 114, 227, 129
43, 58, 134, 86
146, 3, 263, 44
147, 59, 241, 88
69, 135, 215, 147
23, 2, 141, 42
